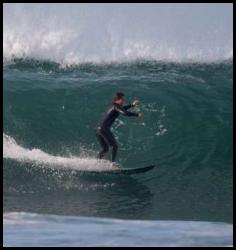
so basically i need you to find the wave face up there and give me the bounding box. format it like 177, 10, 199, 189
3, 3, 233, 224
3, 3, 232, 64
3, 59, 233, 223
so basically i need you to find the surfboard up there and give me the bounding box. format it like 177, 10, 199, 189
101, 165, 156, 175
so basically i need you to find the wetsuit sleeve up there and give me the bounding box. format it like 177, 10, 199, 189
114, 104, 139, 117
123, 104, 134, 110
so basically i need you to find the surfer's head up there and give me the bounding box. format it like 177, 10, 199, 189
113, 92, 125, 105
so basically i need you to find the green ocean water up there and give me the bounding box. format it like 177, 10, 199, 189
3, 58, 233, 223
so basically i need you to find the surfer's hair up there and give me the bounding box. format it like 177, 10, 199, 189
113, 92, 124, 103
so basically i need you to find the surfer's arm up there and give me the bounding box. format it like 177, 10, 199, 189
123, 104, 134, 110
123, 100, 140, 110
115, 105, 139, 117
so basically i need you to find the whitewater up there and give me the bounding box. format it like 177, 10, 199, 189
3, 3, 232, 65
3, 133, 116, 172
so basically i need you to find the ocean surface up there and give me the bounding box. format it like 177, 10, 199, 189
3, 3, 233, 247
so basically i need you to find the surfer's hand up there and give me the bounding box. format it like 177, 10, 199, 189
133, 100, 140, 106
138, 112, 143, 117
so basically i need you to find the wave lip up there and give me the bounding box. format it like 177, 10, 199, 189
3, 43, 233, 66
3, 3, 233, 65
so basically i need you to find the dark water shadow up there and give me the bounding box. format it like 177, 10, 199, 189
4, 160, 154, 220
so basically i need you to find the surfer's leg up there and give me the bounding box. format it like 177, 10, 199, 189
111, 143, 118, 162
96, 134, 109, 159
96, 128, 109, 159
105, 130, 118, 162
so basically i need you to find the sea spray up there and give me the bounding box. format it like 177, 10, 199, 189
3, 3, 232, 65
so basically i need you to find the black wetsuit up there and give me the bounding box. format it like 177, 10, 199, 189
96, 103, 139, 162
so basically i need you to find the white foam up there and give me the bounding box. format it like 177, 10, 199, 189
3, 3, 233, 65
3, 133, 116, 171
3, 212, 233, 247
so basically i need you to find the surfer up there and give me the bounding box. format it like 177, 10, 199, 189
96, 92, 142, 162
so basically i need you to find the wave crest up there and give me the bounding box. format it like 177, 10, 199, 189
4, 3, 233, 65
